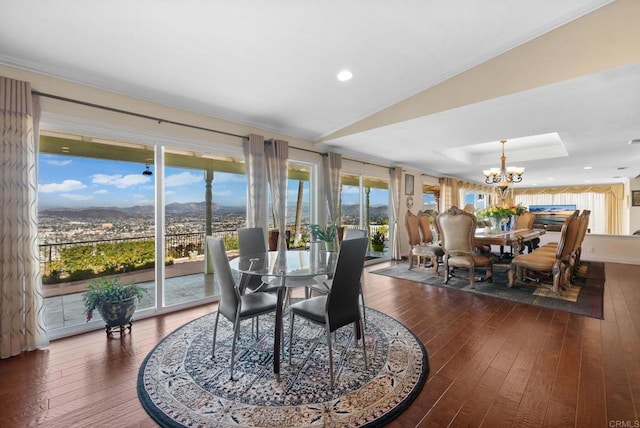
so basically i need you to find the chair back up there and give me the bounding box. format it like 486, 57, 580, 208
206, 237, 239, 321
326, 237, 368, 332
436, 206, 477, 255
417, 211, 434, 243
343, 228, 367, 240
555, 210, 581, 259
404, 210, 422, 246
516, 212, 535, 230
238, 227, 266, 256
574, 210, 591, 251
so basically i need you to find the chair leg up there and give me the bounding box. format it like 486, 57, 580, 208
359, 282, 367, 330
212, 311, 221, 358
469, 261, 476, 288
326, 324, 334, 388
288, 312, 295, 365
230, 314, 241, 380
357, 318, 367, 371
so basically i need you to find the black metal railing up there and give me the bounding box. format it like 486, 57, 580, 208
39, 230, 239, 283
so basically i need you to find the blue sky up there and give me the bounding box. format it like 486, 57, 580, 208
38, 154, 388, 208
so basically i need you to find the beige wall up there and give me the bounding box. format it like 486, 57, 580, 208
630, 177, 640, 235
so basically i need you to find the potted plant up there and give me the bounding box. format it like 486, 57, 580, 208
83, 277, 146, 336
310, 221, 338, 251
371, 230, 385, 252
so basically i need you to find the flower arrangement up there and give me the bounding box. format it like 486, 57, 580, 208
511, 204, 528, 216
477, 205, 513, 220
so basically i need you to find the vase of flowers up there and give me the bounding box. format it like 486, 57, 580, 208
478, 205, 514, 234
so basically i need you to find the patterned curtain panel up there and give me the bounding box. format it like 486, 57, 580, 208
0, 76, 49, 358
438, 177, 460, 211
265, 139, 289, 251
322, 152, 342, 248
242, 134, 267, 231
389, 167, 402, 260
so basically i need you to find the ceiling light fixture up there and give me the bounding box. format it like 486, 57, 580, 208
337, 70, 353, 82
142, 164, 153, 176
628, 138, 640, 145
482, 140, 524, 198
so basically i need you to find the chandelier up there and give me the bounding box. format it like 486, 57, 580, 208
482, 140, 524, 198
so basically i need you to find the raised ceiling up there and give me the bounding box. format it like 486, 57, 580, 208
1, 0, 639, 187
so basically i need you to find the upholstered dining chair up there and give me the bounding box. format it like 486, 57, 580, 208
436, 206, 493, 288
207, 237, 278, 380
288, 237, 369, 388
508, 210, 581, 294
405, 210, 443, 273
417, 211, 444, 273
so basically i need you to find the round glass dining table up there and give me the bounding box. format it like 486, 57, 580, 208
228, 246, 337, 380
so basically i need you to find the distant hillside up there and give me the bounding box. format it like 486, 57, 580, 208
40, 202, 246, 219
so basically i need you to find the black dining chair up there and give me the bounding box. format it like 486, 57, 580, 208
287, 237, 369, 387
207, 237, 278, 380
307, 228, 369, 327
237, 227, 280, 294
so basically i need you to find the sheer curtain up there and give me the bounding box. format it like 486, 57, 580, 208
265, 139, 289, 250
389, 167, 402, 260
322, 152, 342, 248
0, 76, 49, 358
438, 177, 460, 211
242, 134, 267, 231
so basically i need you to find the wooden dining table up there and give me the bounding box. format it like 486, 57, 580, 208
228, 245, 337, 381
474, 228, 545, 255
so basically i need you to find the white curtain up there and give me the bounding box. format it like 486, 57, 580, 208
322, 152, 342, 248
242, 134, 267, 232
0, 76, 49, 358
389, 167, 403, 260
265, 139, 289, 251
515, 193, 606, 234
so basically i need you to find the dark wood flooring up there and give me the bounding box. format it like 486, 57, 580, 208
0, 261, 638, 427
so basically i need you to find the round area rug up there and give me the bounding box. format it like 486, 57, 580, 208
137, 307, 429, 427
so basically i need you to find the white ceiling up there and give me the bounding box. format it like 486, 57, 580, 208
1, 0, 639, 188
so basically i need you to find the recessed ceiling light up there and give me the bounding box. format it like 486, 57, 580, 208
583, 166, 592, 170
337, 70, 353, 82
617, 166, 629, 170
548, 177, 555, 180
585, 180, 591, 183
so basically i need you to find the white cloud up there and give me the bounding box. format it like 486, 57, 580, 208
212, 173, 246, 184
39, 179, 86, 193
165, 172, 202, 187
342, 186, 361, 194
213, 190, 232, 197
94, 189, 108, 194
60, 193, 93, 201
45, 159, 72, 166
91, 173, 150, 188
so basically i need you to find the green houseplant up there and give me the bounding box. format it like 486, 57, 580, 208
83, 277, 146, 336
371, 230, 385, 252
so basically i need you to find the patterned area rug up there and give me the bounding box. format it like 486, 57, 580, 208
138, 307, 429, 427
372, 261, 604, 319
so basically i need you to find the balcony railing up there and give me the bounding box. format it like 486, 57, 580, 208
39, 225, 388, 284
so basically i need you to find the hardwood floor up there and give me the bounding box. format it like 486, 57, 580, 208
1, 262, 638, 427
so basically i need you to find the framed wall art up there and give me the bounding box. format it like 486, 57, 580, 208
632, 190, 640, 207
405, 174, 414, 195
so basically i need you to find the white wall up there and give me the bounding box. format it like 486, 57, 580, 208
539, 232, 640, 265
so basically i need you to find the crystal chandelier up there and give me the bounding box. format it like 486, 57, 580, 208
483, 140, 524, 198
